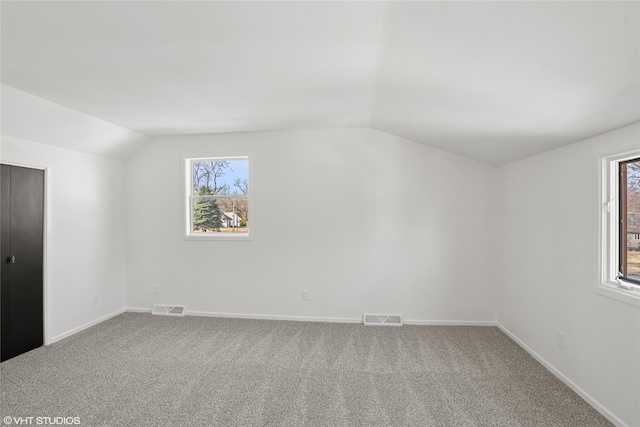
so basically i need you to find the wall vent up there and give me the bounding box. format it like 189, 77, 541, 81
363, 314, 402, 326
152, 305, 186, 317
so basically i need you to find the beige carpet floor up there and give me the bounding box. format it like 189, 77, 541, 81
1, 313, 611, 426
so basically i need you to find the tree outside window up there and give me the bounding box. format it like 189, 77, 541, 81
188, 157, 249, 236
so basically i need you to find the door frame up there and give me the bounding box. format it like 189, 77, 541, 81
1, 156, 51, 345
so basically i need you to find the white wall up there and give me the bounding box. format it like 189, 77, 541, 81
1, 84, 147, 159
125, 128, 498, 322
497, 123, 640, 427
0, 136, 127, 342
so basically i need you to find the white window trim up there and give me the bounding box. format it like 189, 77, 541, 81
597, 149, 640, 306
182, 153, 253, 241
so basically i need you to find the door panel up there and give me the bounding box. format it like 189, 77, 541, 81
1, 164, 44, 362
1, 165, 11, 361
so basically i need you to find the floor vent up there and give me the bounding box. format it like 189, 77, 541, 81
152, 305, 186, 317
363, 314, 402, 326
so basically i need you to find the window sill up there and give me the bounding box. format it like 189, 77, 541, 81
183, 233, 252, 241
595, 281, 640, 307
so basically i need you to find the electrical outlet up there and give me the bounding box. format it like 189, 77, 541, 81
302, 290, 309, 301
93, 293, 99, 304
557, 330, 565, 349
154, 284, 160, 294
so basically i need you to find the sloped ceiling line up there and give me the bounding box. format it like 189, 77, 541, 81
1, 1, 638, 165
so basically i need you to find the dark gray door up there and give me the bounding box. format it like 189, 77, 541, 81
1, 164, 44, 362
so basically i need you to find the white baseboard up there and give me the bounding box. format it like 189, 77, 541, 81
126, 306, 152, 313
126, 307, 498, 327
49, 307, 126, 344
188, 310, 364, 323
404, 319, 497, 326
496, 322, 628, 427
127, 307, 361, 323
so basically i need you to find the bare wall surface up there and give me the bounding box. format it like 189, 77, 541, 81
497, 123, 640, 427
125, 128, 498, 322
1, 84, 147, 160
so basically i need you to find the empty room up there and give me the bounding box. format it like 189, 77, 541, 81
1, 1, 639, 426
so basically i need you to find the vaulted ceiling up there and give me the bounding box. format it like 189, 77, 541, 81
2, 1, 638, 165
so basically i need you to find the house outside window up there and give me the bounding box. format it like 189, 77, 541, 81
184, 156, 250, 240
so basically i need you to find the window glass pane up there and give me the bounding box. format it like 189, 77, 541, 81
626, 159, 640, 280
192, 159, 249, 196
192, 195, 248, 233
189, 157, 249, 236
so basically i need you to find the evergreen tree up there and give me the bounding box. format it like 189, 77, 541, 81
193, 186, 223, 232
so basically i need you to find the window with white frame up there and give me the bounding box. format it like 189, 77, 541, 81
184, 156, 250, 239
599, 149, 640, 304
